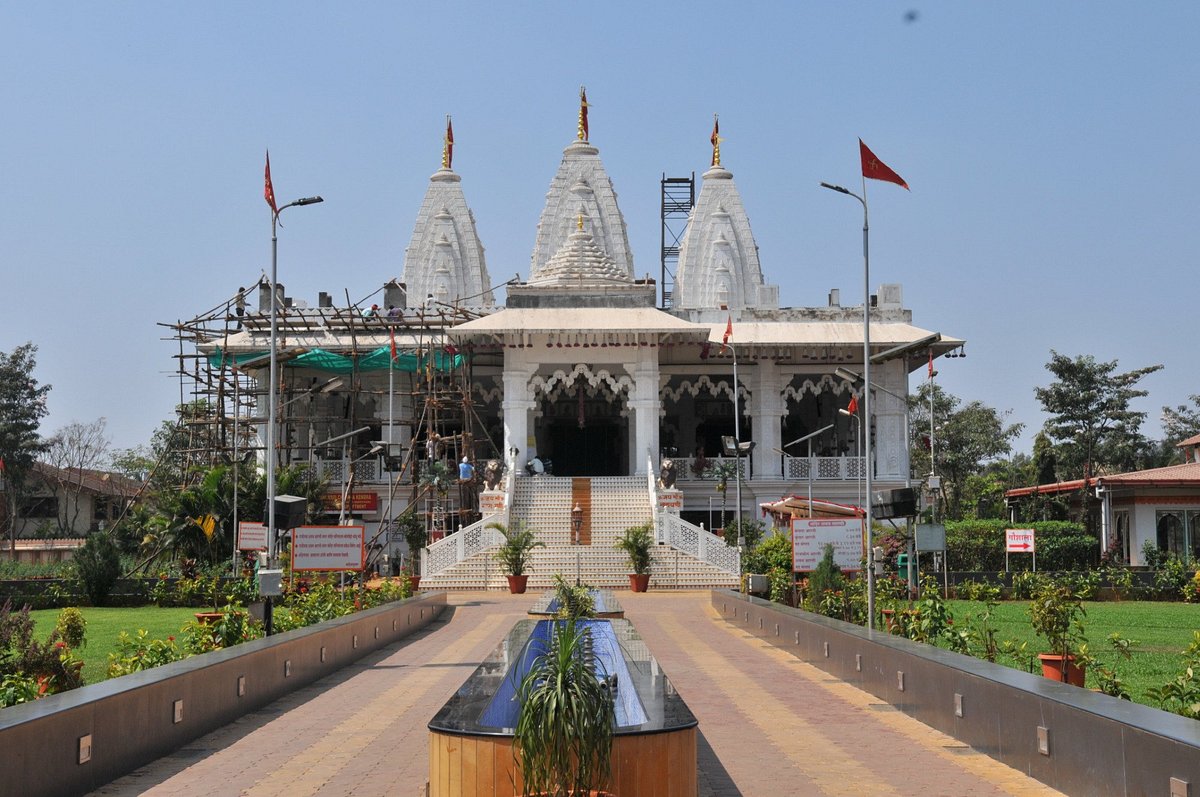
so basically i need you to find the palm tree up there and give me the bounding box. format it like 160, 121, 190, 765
707, 460, 738, 531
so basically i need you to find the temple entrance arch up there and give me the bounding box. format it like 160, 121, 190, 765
529, 365, 632, 476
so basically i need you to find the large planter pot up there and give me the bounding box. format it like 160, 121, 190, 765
628, 574, 650, 593
407, 575, 421, 593
506, 575, 529, 594
1038, 653, 1086, 687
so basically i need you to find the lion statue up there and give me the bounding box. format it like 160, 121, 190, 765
482, 459, 504, 491
657, 458, 678, 491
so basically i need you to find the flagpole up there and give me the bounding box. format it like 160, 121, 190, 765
820, 180, 876, 631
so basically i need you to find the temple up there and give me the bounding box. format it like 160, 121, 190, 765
173, 95, 962, 588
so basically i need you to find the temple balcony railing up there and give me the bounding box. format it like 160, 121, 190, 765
672, 455, 867, 482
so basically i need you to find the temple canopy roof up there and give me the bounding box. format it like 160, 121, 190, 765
400, 126, 493, 309
449, 307, 705, 338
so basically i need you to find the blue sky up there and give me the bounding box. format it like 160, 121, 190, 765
2, 3, 1196, 455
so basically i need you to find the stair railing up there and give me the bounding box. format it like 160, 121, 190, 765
655, 511, 740, 575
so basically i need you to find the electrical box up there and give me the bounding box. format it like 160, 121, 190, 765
258, 569, 284, 597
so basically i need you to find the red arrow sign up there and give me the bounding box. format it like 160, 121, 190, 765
1010, 542, 1031, 550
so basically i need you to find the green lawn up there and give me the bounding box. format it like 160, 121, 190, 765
30, 607, 201, 685
937, 599, 1200, 709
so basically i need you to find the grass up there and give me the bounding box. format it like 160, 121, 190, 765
29, 607, 201, 685
932, 599, 1200, 709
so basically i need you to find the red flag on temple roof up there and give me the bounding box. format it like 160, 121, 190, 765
859, 139, 909, 190
389, 327, 397, 362
579, 87, 589, 141
444, 116, 454, 170
264, 150, 279, 215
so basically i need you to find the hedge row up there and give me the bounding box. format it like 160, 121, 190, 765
944, 520, 1096, 571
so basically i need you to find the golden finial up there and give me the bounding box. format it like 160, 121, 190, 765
577, 214, 584, 231
578, 85, 590, 142
442, 115, 454, 170
710, 114, 722, 167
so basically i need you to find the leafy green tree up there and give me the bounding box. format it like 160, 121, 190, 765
909, 383, 1023, 520
706, 460, 738, 530
73, 532, 122, 606
1161, 394, 1200, 453
1034, 351, 1162, 479
0, 343, 51, 554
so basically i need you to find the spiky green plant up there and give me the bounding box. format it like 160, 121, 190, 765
514, 619, 615, 796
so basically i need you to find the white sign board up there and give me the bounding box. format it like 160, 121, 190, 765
237, 522, 268, 551
1005, 528, 1036, 554
291, 526, 365, 571
791, 518, 864, 572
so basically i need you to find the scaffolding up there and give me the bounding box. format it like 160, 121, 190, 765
161, 280, 502, 542
660, 173, 695, 310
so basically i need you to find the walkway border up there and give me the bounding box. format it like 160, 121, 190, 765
0, 592, 446, 797
713, 590, 1200, 797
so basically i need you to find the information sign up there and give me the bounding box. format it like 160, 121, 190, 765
321, 492, 379, 513
291, 526, 366, 571
792, 518, 864, 572
1005, 528, 1036, 554
236, 522, 268, 551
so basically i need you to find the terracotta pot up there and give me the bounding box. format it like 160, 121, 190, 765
1038, 653, 1086, 687
629, 573, 650, 593
881, 608, 898, 633
507, 574, 529, 594
407, 575, 421, 593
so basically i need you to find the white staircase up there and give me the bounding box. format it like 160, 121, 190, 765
417, 476, 739, 590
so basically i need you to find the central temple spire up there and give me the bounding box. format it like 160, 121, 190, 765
578, 86, 589, 142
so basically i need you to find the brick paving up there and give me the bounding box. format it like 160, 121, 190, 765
90, 592, 1061, 796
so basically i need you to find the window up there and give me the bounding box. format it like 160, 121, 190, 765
1156, 510, 1186, 558
19, 496, 58, 518
1113, 511, 1130, 563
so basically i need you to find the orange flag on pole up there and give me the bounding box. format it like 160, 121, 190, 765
389, 327, 398, 362
721, 315, 732, 351
264, 150, 279, 215
859, 139, 909, 190
847, 394, 859, 414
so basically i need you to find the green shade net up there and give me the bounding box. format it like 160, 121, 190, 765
209, 346, 464, 374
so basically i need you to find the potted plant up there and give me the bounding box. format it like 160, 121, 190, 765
615, 522, 654, 593
397, 509, 428, 592
514, 618, 615, 796
489, 520, 544, 593
1029, 580, 1088, 685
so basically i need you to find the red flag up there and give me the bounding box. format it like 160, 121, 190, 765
710, 116, 720, 166
847, 394, 859, 414
389, 327, 397, 362
721, 316, 732, 349
444, 117, 454, 169
444, 341, 458, 357
928, 350, 934, 379
264, 150, 279, 215
859, 139, 909, 190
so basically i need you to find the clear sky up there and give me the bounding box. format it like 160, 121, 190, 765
2, 3, 1196, 456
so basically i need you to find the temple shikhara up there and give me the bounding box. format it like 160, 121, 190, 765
170, 93, 963, 589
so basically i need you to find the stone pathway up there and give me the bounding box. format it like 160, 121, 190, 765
90, 591, 1062, 796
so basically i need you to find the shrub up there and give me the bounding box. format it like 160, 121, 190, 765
73, 533, 122, 606
807, 544, 844, 600
55, 607, 87, 650
107, 630, 186, 678
944, 520, 1094, 571
0, 673, 45, 708
742, 532, 792, 575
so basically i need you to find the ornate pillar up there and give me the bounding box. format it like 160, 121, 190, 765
872, 360, 909, 481
750, 359, 783, 479
501, 361, 535, 467
627, 351, 660, 477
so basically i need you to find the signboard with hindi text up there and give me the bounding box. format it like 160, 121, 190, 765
791, 518, 864, 573
1006, 528, 1036, 553
291, 526, 365, 571
236, 522, 268, 551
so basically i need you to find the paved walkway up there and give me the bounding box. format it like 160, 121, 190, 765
90, 592, 1061, 796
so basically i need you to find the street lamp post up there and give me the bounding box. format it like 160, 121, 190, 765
780, 423, 835, 517
266, 194, 323, 634
820, 181, 877, 630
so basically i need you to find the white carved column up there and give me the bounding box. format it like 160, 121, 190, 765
627, 351, 660, 477
501, 360, 535, 467
750, 359, 783, 478
872, 360, 910, 481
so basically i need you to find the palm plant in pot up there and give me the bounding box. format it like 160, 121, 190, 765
489, 520, 544, 593
1029, 579, 1088, 685
615, 522, 654, 593
514, 618, 616, 796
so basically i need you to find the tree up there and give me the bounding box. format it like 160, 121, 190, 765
909, 383, 1023, 520
706, 460, 738, 530
1034, 351, 1162, 479
1161, 394, 1200, 453
0, 343, 52, 553
42, 418, 113, 534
